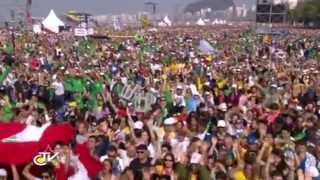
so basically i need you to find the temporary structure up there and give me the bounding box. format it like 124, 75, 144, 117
163, 16, 172, 26
158, 16, 172, 27
196, 18, 206, 26
42, 9, 65, 33
158, 21, 167, 27
212, 19, 218, 25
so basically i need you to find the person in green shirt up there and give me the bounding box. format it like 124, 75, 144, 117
175, 163, 211, 180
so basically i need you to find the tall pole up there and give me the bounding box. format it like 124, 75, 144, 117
26, 0, 32, 28
269, 0, 273, 34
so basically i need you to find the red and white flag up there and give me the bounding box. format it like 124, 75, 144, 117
72, 144, 104, 179
0, 122, 103, 179
0, 122, 75, 165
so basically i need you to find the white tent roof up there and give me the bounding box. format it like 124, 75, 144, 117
163, 16, 172, 26
212, 19, 218, 25
42, 10, 65, 33
196, 18, 206, 26
158, 21, 167, 27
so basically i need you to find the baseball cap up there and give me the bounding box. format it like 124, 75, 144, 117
164, 117, 177, 125
217, 120, 226, 128
134, 121, 144, 130
177, 85, 183, 89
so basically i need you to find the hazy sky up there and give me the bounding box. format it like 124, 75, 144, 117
0, 0, 196, 19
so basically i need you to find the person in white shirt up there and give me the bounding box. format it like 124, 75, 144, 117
51, 75, 65, 110
52, 76, 64, 96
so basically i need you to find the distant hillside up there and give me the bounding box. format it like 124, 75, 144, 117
184, 0, 234, 13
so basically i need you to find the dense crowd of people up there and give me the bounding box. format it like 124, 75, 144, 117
0, 25, 320, 180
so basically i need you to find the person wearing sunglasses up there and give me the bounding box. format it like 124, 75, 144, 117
162, 153, 176, 179
128, 144, 152, 180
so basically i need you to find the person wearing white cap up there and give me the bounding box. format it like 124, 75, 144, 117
134, 121, 144, 130
214, 119, 229, 145
164, 117, 177, 126
217, 120, 226, 128
157, 117, 177, 142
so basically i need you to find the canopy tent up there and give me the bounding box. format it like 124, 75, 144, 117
42, 9, 65, 33
158, 16, 172, 27
196, 18, 206, 26
212, 19, 227, 25
158, 21, 167, 27
212, 19, 218, 25
163, 16, 172, 26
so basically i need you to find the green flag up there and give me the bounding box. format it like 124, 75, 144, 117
86, 97, 98, 112
64, 77, 86, 93
88, 81, 105, 97
0, 66, 11, 84
75, 95, 85, 111
163, 90, 173, 112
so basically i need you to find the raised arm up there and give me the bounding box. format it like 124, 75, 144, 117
257, 142, 271, 166
145, 109, 161, 144
126, 108, 138, 143
265, 155, 274, 180
22, 163, 37, 180
208, 137, 218, 157
105, 90, 117, 113
11, 164, 20, 180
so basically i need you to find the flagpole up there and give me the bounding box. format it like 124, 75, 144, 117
26, 0, 32, 28
109, 35, 134, 38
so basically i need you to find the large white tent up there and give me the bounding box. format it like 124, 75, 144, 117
158, 21, 167, 27
163, 16, 172, 26
158, 16, 172, 27
196, 18, 206, 26
42, 10, 65, 33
